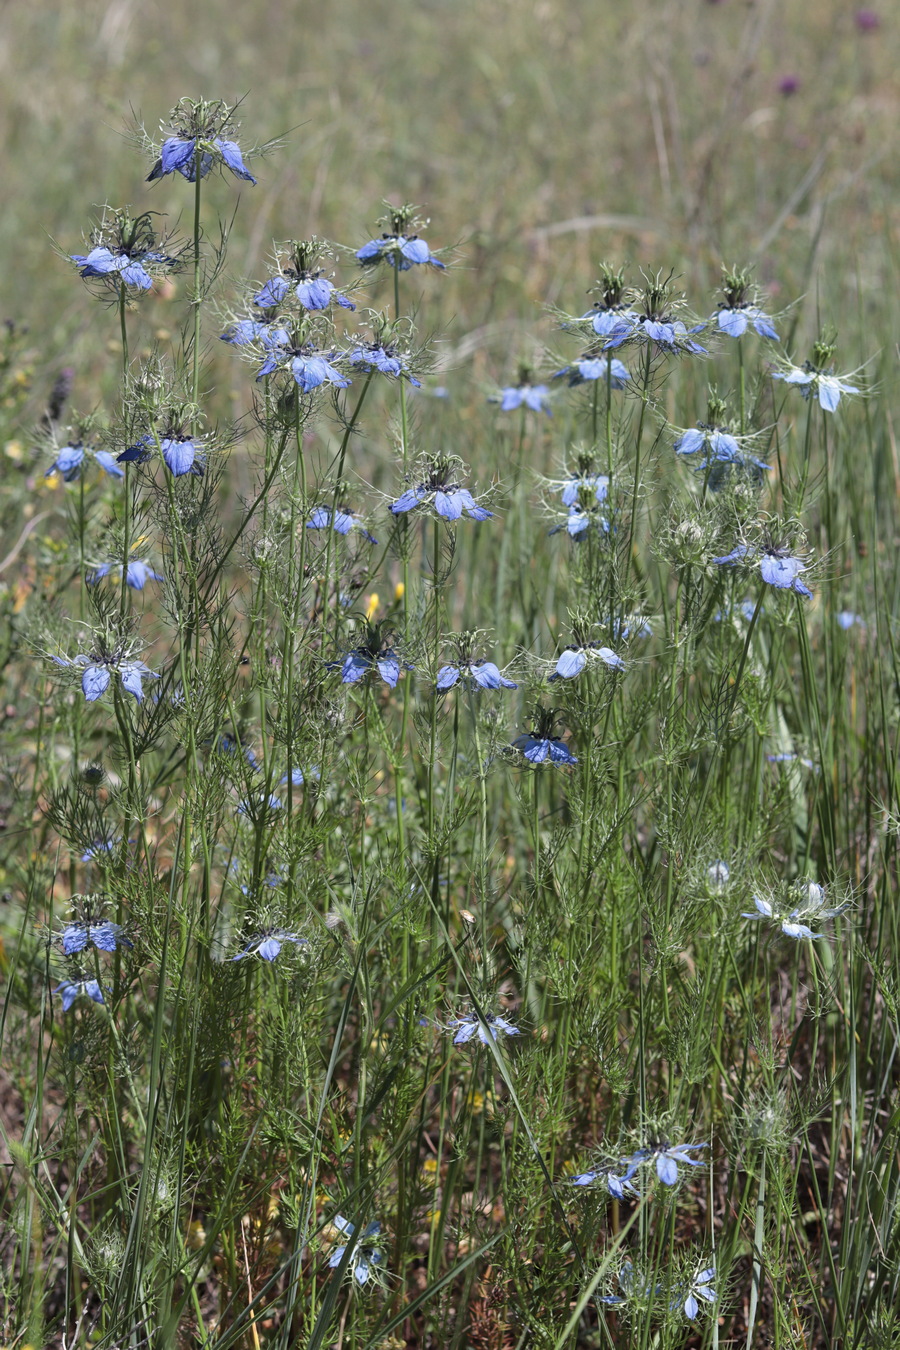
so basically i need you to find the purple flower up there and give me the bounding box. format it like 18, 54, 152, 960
772, 362, 860, 412
628, 1141, 707, 1186
390, 461, 492, 521
231, 928, 307, 961
855, 9, 880, 30
356, 234, 444, 270
55, 978, 105, 1012
46, 444, 124, 483
777, 74, 801, 95
61, 919, 132, 955
55, 651, 157, 704
88, 560, 164, 590
436, 660, 517, 692
512, 734, 577, 765
447, 1013, 520, 1045
347, 343, 420, 385
712, 306, 777, 340
495, 383, 552, 414
328, 1217, 385, 1287
306, 506, 377, 543
553, 355, 630, 387
148, 136, 256, 184
256, 342, 350, 391
161, 436, 204, 477
550, 644, 625, 680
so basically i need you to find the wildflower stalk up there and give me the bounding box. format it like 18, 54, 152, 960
190, 144, 203, 426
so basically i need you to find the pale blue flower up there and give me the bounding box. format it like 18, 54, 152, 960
55, 977, 105, 1011
328, 1216, 385, 1286
231, 929, 307, 961
682, 1265, 716, 1320
718, 304, 778, 338
356, 234, 444, 270
628, 1141, 706, 1186
436, 660, 517, 692
495, 383, 552, 414
550, 644, 624, 680
61, 919, 132, 955
447, 1012, 520, 1045
772, 363, 860, 412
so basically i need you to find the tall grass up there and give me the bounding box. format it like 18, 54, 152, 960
1, 6, 899, 1349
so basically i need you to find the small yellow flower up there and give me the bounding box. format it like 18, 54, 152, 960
44, 471, 61, 490
4, 439, 23, 461
394, 582, 405, 601
186, 1219, 207, 1250
365, 592, 380, 620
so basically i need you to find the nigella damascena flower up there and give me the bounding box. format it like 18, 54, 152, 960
512, 709, 577, 764
602, 272, 706, 354
81, 838, 119, 862
88, 560, 164, 590
69, 209, 180, 294
436, 660, 517, 692
552, 354, 630, 387
236, 792, 283, 819
254, 273, 354, 312
357, 202, 445, 270
230, 928, 307, 961
570, 1159, 640, 1198
220, 319, 291, 348
328, 1217, 385, 1287
707, 859, 730, 893
549, 503, 610, 540
60, 918, 132, 955
575, 263, 636, 336
45, 444, 124, 483
256, 339, 350, 392
492, 370, 553, 414
116, 432, 205, 477
390, 457, 492, 522
712, 543, 813, 598
306, 506, 377, 543
55, 977, 106, 1011
715, 267, 779, 339
549, 641, 625, 681
336, 624, 409, 689
682, 1266, 716, 1320
772, 361, 860, 412
146, 99, 257, 183
446, 1012, 520, 1045
54, 648, 157, 703
628, 1139, 707, 1186
347, 341, 421, 385
837, 610, 865, 630
742, 881, 847, 940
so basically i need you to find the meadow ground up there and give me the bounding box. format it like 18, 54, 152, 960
1, 1, 900, 1347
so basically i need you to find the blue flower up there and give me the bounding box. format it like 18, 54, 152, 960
347, 342, 421, 385
390, 461, 492, 521
254, 273, 355, 311
570, 1159, 640, 1198
629, 1140, 707, 1186
837, 610, 865, 630
603, 314, 706, 354
220, 319, 291, 348
336, 625, 408, 689
742, 883, 846, 940
161, 436, 204, 477
230, 928, 307, 961
512, 734, 577, 765
61, 919, 132, 955
447, 1012, 520, 1045
772, 362, 860, 412
707, 859, 730, 893
550, 644, 625, 681
436, 660, 517, 692
116, 435, 155, 465
88, 560, 164, 590
328, 1217, 385, 1286
148, 136, 256, 184
70, 246, 157, 291
675, 426, 741, 459
55, 651, 157, 703
356, 234, 444, 270
81, 838, 119, 862
46, 444, 124, 482
717, 305, 778, 339
256, 342, 350, 391
553, 355, 630, 387
759, 550, 812, 598
579, 303, 640, 337
549, 504, 610, 539
682, 1265, 716, 1320
236, 793, 283, 818
55, 977, 105, 1012
495, 382, 552, 414
306, 506, 377, 544
280, 765, 320, 787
